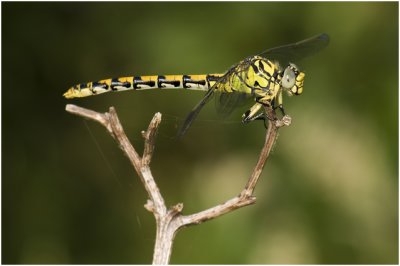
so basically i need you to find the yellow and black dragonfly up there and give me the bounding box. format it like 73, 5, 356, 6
64, 33, 329, 137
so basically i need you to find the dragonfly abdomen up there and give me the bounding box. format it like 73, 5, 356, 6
63, 74, 224, 99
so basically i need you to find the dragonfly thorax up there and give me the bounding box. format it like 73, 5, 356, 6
240, 56, 281, 93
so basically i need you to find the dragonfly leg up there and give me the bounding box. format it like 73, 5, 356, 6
272, 89, 286, 117
242, 108, 275, 131
256, 97, 277, 121
242, 102, 262, 123
273, 104, 286, 116
242, 100, 274, 124
263, 90, 286, 120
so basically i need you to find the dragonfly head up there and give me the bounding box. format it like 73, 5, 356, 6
281, 63, 305, 96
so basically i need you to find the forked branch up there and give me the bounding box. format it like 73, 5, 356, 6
65, 104, 290, 264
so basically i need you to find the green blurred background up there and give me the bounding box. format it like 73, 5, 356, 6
2, 2, 398, 264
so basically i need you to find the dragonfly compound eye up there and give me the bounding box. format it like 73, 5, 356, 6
281, 66, 296, 89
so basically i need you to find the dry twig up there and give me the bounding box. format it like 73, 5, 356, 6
65, 104, 290, 264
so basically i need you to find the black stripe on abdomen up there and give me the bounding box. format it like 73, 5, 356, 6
157, 76, 181, 88
133, 76, 156, 89
183, 75, 206, 88
111, 78, 131, 90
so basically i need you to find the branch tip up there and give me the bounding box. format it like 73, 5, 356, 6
65, 104, 74, 112
144, 199, 155, 213
172, 203, 184, 213
142, 113, 163, 166
275, 115, 292, 128
108, 106, 116, 114
148, 112, 162, 131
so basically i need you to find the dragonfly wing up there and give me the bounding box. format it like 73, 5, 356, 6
259, 33, 329, 66
176, 59, 253, 138
176, 86, 216, 138
216, 91, 252, 118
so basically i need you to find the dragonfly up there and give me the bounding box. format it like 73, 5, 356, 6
64, 33, 329, 137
